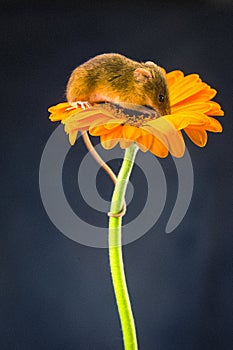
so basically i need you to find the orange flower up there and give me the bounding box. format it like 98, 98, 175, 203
48, 70, 224, 158
165, 70, 223, 147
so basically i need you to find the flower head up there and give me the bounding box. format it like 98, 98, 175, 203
48, 69, 224, 158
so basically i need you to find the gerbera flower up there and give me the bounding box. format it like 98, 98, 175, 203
48, 69, 224, 158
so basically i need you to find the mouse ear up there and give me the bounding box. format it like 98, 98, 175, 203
134, 68, 152, 82
145, 61, 157, 68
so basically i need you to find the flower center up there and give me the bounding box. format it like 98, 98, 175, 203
100, 102, 159, 127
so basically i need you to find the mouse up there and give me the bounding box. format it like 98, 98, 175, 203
66, 53, 170, 116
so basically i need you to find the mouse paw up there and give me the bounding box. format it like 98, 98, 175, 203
70, 101, 91, 110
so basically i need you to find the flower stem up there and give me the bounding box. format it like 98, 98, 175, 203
109, 143, 139, 350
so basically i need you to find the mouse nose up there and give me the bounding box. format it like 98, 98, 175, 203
160, 102, 171, 116
165, 105, 171, 116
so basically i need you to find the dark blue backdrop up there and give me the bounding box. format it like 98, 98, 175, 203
1, 1, 233, 349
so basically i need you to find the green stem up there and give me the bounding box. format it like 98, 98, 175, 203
109, 143, 139, 350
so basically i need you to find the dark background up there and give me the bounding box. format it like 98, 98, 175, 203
1, 1, 233, 349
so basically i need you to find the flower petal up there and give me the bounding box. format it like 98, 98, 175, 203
144, 118, 185, 157
184, 128, 207, 147
171, 102, 213, 114
122, 124, 141, 140
205, 117, 223, 132
48, 102, 70, 113
104, 120, 124, 129
100, 126, 123, 149
89, 124, 111, 136
171, 88, 217, 110
166, 70, 184, 87
207, 101, 224, 116
169, 74, 205, 105
150, 137, 169, 158
120, 139, 133, 149
164, 112, 210, 129
68, 129, 78, 145
136, 133, 153, 152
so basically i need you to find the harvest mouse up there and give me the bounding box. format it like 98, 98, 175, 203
66, 53, 170, 116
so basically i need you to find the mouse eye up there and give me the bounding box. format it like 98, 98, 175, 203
158, 94, 165, 102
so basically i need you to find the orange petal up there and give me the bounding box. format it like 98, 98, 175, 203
205, 117, 223, 132
169, 130, 185, 158
63, 109, 113, 123
68, 116, 109, 130
166, 69, 220, 111
120, 139, 133, 149
101, 137, 119, 150
69, 131, 78, 145
171, 102, 213, 115
184, 128, 207, 147
164, 113, 210, 130
149, 137, 169, 158
207, 101, 224, 116
144, 119, 185, 157
169, 74, 203, 104
89, 124, 111, 136
67, 129, 78, 145
63, 120, 83, 143
89, 116, 113, 128
48, 102, 70, 113
49, 108, 80, 122
104, 120, 124, 129
48, 102, 85, 122
122, 124, 141, 140
166, 70, 184, 87
136, 133, 153, 152
100, 126, 123, 149
171, 88, 217, 110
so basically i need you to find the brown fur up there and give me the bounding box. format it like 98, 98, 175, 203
66, 53, 170, 116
